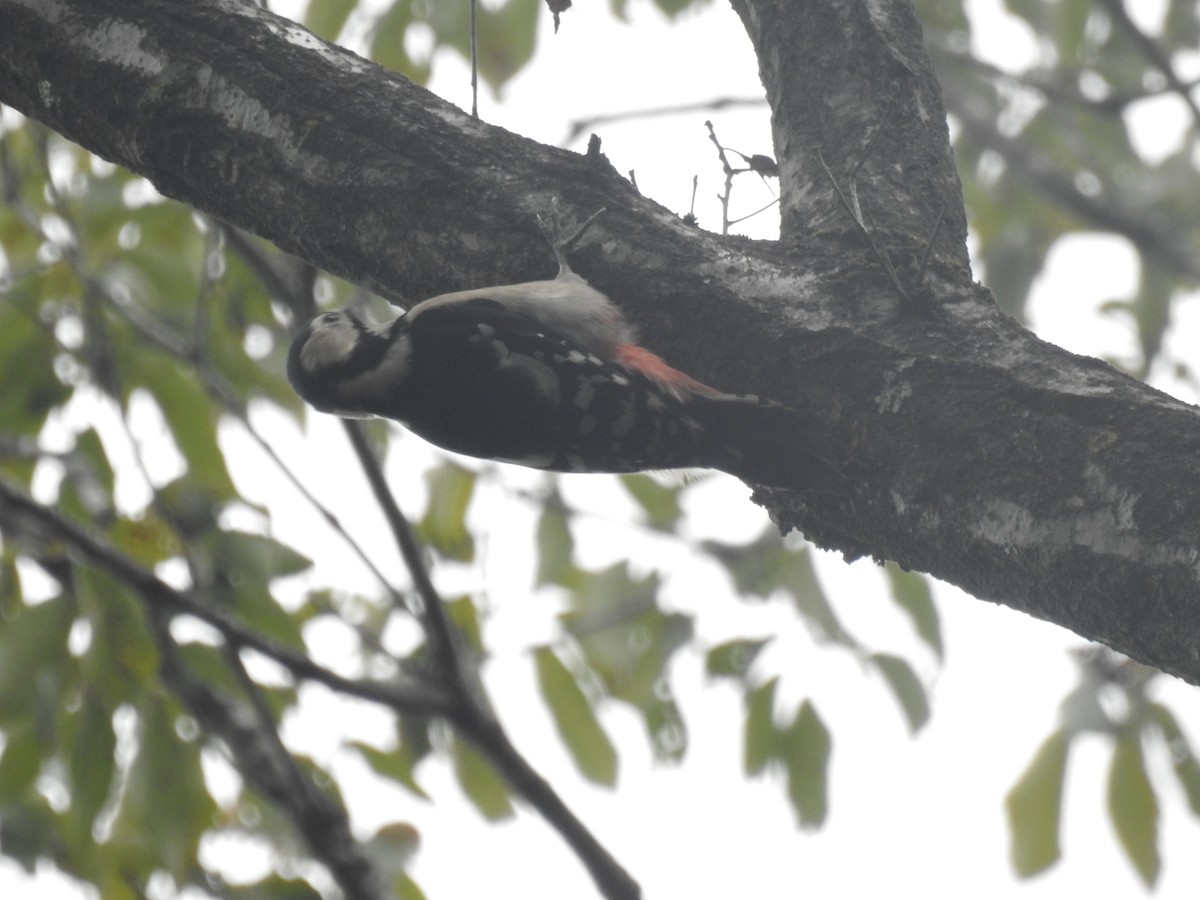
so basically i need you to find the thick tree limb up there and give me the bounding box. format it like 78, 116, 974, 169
2, 0, 1200, 692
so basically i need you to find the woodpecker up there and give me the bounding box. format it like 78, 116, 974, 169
287, 271, 841, 489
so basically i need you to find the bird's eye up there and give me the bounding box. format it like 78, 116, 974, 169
319, 312, 340, 325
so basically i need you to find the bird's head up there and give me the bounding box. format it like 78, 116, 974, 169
287, 309, 398, 415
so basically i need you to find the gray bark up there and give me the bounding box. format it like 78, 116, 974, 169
1, 0, 1199, 687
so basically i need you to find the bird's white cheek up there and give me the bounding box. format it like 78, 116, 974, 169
300, 322, 359, 373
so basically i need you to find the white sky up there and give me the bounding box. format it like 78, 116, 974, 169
5, 1, 1200, 899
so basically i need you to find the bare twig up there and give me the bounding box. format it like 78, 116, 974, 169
452, 711, 642, 900
340, 421, 464, 681
727, 196, 780, 227
704, 120, 736, 234
565, 96, 763, 145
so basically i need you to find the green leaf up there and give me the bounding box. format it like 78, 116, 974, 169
1108, 733, 1160, 887
0, 794, 60, 873
396, 872, 427, 900
649, 0, 708, 17
66, 427, 116, 513
216, 530, 313, 580
445, 595, 483, 654
348, 740, 430, 801
560, 563, 692, 760
416, 463, 476, 562
0, 721, 43, 802
883, 562, 943, 660
304, 0, 357, 41
461, 0, 541, 91
1127, 264, 1175, 375
1006, 728, 1069, 877
784, 551, 852, 647
155, 476, 220, 537
108, 511, 181, 567
451, 736, 513, 821
619, 475, 683, 530
137, 368, 237, 499
0, 300, 71, 435
1147, 702, 1200, 817
743, 677, 779, 777
77, 566, 159, 690
706, 637, 770, 681
66, 690, 117, 834
534, 646, 617, 786
220, 874, 323, 900
0, 594, 74, 721
869, 652, 930, 734
197, 530, 310, 649
173, 641, 297, 723
706, 529, 853, 646
370, 1, 429, 84
703, 526, 790, 599
534, 494, 578, 588
109, 696, 217, 879
781, 700, 831, 828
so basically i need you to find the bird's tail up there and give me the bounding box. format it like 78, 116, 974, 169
691, 393, 845, 491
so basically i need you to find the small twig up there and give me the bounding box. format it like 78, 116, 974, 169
728, 196, 781, 227
340, 421, 464, 682
683, 174, 699, 226
452, 711, 643, 900
704, 120, 736, 234
564, 96, 763, 145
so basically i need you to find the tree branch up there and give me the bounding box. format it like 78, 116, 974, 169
5, 0, 1200, 690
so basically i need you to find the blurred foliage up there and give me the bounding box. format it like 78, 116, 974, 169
0, 0, 1198, 896
914, 0, 1200, 882
1005, 649, 1200, 888
311, 0, 713, 96
919, 0, 1200, 382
